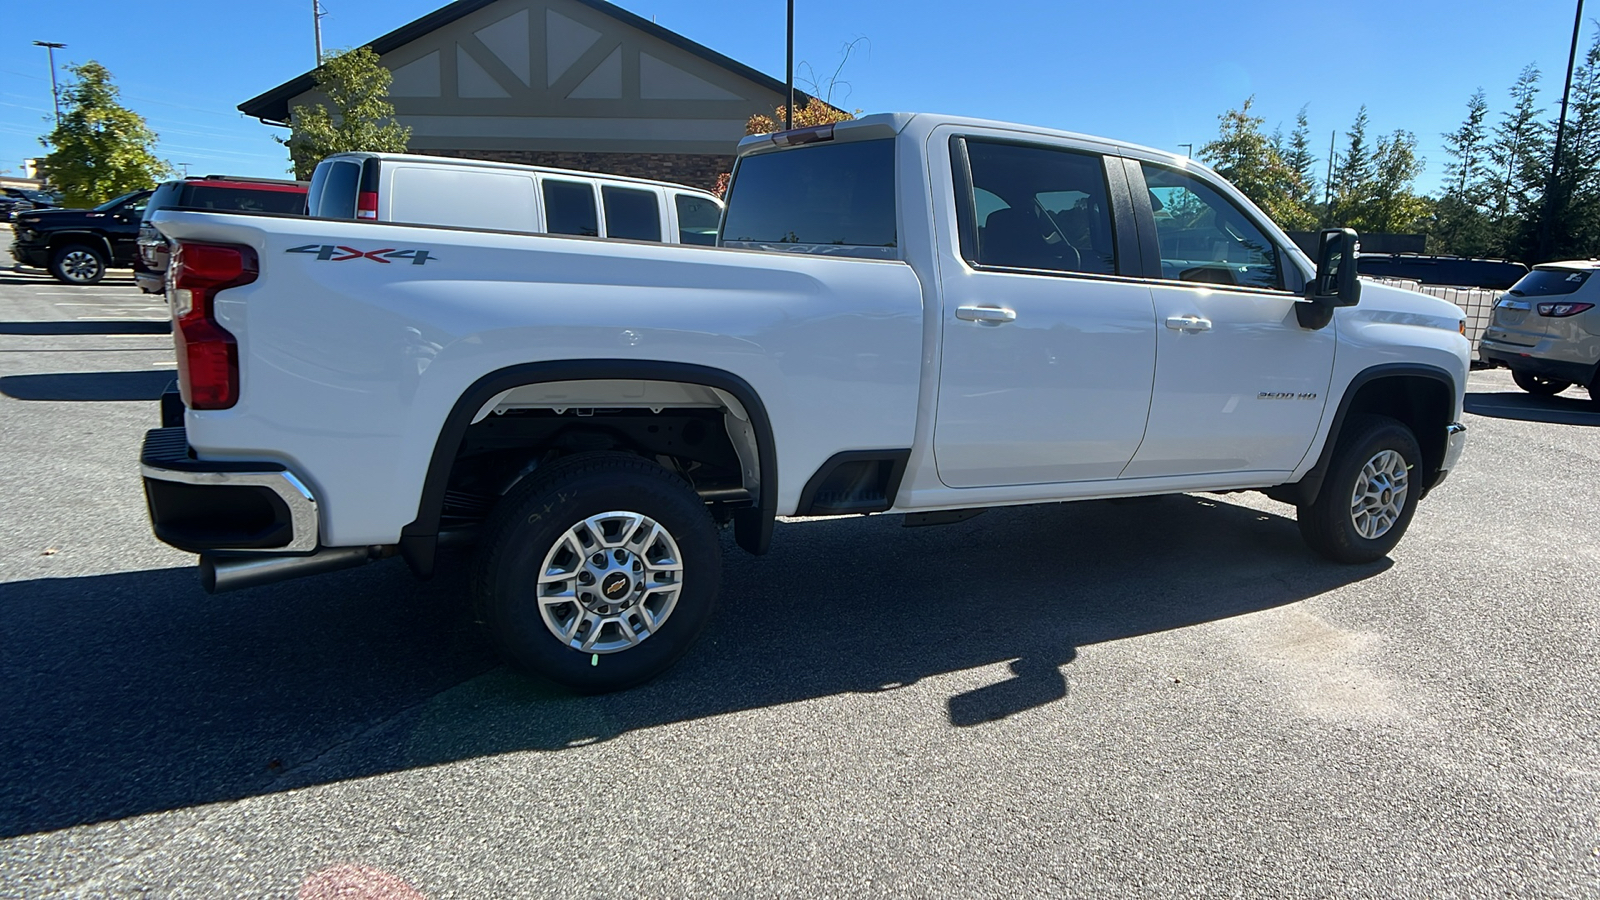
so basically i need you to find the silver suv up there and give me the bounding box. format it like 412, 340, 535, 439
1480, 261, 1600, 403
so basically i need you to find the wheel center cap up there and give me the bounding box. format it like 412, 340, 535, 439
600, 572, 632, 601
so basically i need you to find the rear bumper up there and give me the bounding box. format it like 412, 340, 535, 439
1479, 344, 1597, 385
141, 426, 320, 554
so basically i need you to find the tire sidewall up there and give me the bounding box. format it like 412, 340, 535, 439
480, 464, 720, 692
1511, 369, 1569, 396
51, 244, 105, 285
1316, 418, 1423, 562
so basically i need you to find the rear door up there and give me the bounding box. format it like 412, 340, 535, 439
932, 132, 1157, 487
1121, 160, 1334, 478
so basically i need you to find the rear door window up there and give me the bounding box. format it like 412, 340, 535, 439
308, 159, 360, 218
182, 186, 307, 215
542, 180, 599, 236
720, 139, 896, 256
960, 140, 1118, 275
601, 186, 662, 241
674, 193, 720, 245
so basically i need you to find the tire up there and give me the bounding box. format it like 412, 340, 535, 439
48, 243, 106, 285
471, 452, 721, 693
1512, 369, 1571, 396
1297, 415, 1423, 564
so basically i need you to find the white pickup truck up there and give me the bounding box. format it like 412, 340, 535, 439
143, 113, 1469, 691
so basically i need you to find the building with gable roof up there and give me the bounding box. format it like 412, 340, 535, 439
240, 0, 808, 189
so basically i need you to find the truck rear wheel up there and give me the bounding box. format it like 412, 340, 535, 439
1297, 415, 1422, 564
49, 243, 107, 285
471, 452, 721, 693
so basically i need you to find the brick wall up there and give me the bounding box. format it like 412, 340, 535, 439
429, 149, 733, 192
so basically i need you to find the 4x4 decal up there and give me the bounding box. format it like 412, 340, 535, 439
287, 244, 437, 265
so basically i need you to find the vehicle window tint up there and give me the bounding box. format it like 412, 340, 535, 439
1140, 164, 1281, 290
720, 139, 896, 256
144, 183, 181, 220
1509, 268, 1591, 296
675, 193, 720, 246
121, 194, 149, 217
960, 141, 1116, 275
308, 160, 360, 218
542, 180, 599, 236
602, 186, 662, 241
184, 186, 306, 215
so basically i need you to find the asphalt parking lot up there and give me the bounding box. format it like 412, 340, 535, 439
2, 237, 1598, 898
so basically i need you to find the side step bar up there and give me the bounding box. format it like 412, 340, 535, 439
200, 545, 384, 594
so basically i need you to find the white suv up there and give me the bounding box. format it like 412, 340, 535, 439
1480, 261, 1600, 403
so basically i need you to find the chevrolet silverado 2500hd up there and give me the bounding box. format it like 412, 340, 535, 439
142, 113, 1470, 691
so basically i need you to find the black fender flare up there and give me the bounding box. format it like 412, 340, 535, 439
1269, 362, 1458, 507
398, 360, 778, 577
46, 231, 114, 262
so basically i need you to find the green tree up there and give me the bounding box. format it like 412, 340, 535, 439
1542, 32, 1600, 260
280, 47, 410, 180
1198, 96, 1316, 230
1328, 106, 1374, 228
37, 61, 172, 208
1431, 90, 1493, 255
1284, 105, 1320, 211
1486, 64, 1547, 258
1367, 129, 1431, 233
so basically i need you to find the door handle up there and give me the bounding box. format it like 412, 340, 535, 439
956, 305, 1017, 325
1165, 314, 1213, 332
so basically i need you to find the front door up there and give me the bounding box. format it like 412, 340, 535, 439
934, 137, 1157, 488
1121, 161, 1335, 479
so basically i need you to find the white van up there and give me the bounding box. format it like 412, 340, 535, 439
305, 152, 723, 246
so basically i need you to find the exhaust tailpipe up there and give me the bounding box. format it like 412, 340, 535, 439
200, 545, 376, 594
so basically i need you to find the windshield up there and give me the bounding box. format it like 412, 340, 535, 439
93, 192, 143, 212
1509, 267, 1591, 296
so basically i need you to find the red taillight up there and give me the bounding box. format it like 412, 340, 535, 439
357, 191, 378, 220
1536, 301, 1594, 317
169, 242, 257, 410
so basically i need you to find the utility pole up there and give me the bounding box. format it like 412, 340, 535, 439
784, 0, 794, 130
313, 0, 326, 67
1324, 130, 1337, 224
1539, 0, 1585, 262
32, 41, 66, 129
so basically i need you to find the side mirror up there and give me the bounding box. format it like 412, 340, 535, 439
1297, 227, 1360, 329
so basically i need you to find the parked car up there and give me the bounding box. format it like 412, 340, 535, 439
1, 187, 60, 221
1357, 253, 1529, 290
142, 112, 1469, 692
308, 152, 723, 245
135, 176, 308, 294
9, 190, 152, 284
1479, 261, 1600, 402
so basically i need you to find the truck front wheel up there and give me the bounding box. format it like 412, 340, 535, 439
472, 453, 721, 693
49, 243, 107, 285
1297, 415, 1422, 564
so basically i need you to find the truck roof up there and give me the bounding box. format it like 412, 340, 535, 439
320, 151, 722, 199
736, 112, 1197, 170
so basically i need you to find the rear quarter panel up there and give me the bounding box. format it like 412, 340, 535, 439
151, 211, 926, 545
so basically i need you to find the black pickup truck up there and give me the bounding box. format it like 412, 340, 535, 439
9, 190, 152, 285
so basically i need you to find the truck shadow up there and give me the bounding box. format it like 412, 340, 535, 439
0, 320, 170, 335
0, 369, 176, 401
1464, 388, 1600, 426
0, 495, 1387, 837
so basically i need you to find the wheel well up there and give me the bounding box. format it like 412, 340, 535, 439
400, 365, 776, 576
1341, 375, 1452, 484
47, 233, 111, 257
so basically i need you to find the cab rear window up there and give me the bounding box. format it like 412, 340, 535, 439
1509, 268, 1591, 296
720, 139, 896, 257
180, 185, 306, 215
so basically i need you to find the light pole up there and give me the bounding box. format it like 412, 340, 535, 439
32, 41, 66, 129
1538, 0, 1586, 262
313, 0, 326, 66
784, 0, 794, 130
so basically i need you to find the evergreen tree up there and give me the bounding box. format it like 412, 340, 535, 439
1486, 64, 1547, 258
281, 47, 410, 180
37, 61, 173, 208
1284, 105, 1320, 210
1329, 107, 1374, 228
1198, 97, 1316, 230
1543, 33, 1600, 259
1368, 129, 1431, 234
1432, 89, 1493, 255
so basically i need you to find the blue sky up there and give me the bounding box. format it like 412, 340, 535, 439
1, 0, 1591, 196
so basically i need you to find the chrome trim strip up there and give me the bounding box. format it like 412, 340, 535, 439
140, 464, 319, 553
1442, 422, 1467, 472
